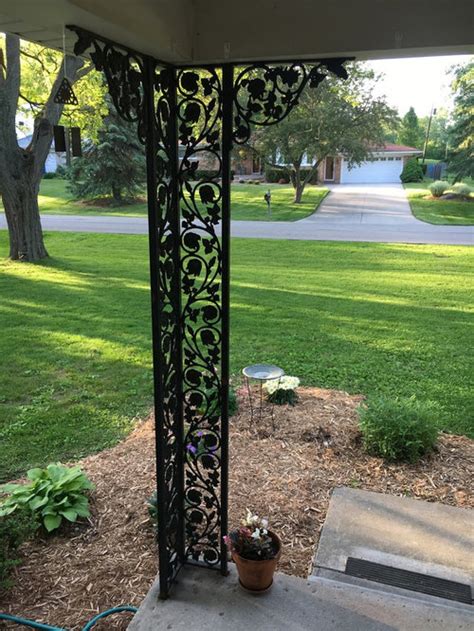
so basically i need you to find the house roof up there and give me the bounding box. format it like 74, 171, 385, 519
380, 143, 421, 153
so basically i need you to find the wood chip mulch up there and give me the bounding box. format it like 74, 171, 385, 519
1, 387, 472, 630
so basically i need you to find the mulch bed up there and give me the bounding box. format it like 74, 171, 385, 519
1, 387, 472, 630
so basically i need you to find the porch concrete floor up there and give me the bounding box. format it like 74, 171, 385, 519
128, 564, 472, 630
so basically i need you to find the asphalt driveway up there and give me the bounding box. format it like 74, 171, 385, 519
1, 184, 472, 245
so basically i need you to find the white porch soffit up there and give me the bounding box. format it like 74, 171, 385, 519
0, 0, 472, 63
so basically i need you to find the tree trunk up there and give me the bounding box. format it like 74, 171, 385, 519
112, 183, 123, 205
2, 174, 48, 261
293, 180, 305, 203
0, 33, 87, 262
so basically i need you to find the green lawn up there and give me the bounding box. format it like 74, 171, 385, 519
230, 183, 328, 221
0, 231, 473, 481
405, 181, 474, 225
0, 180, 328, 222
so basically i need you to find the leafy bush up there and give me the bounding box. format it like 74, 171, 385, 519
42, 171, 61, 179
264, 166, 318, 184
400, 159, 424, 183
189, 169, 235, 181
265, 166, 290, 183
451, 182, 472, 198
55, 165, 67, 178
429, 180, 450, 197
0, 464, 94, 532
358, 397, 439, 463
0, 509, 38, 590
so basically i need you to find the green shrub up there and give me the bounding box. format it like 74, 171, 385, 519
264, 166, 318, 184
0, 464, 94, 532
451, 182, 472, 198
429, 180, 450, 197
265, 166, 290, 183
0, 509, 38, 590
358, 397, 439, 463
400, 159, 424, 183
42, 171, 59, 179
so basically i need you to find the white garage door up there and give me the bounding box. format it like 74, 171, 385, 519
340, 157, 403, 184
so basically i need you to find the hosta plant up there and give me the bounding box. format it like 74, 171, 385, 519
264, 376, 300, 406
0, 464, 94, 532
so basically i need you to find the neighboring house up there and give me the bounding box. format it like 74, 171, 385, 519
315, 144, 422, 184
17, 134, 66, 174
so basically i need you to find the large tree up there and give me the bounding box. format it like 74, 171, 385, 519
0, 34, 104, 261
254, 63, 397, 202
398, 107, 423, 149
447, 59, 473, 181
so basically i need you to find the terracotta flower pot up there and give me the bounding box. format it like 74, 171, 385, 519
231, 531, 281, 593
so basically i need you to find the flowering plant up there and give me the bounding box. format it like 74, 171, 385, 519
224, 509, 277, 561
264, 375, 300, 406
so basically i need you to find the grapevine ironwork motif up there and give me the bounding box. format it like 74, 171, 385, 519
176, 68, 224, 567
71, 26, 350, 597
233, 59, 349, 144
72, 30, 184, 595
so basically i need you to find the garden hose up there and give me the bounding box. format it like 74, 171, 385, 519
0, 605, 138, 630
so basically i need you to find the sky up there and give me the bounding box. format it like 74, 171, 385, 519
366, 55, 471, 117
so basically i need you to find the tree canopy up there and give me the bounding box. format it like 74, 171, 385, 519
398, 107, 423, 149
253, 63, 397, 202
447, 59, 473, 181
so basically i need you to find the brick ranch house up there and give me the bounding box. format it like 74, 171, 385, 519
313, 144, 422, 184
189, 144, 422, 183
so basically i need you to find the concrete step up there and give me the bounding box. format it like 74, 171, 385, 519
128, 564, 473, 630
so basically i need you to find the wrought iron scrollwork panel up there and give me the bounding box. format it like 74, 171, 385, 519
176, 68, 224, 567
70, 26, 350, 598
233, 59, 349, 144
71, 28, 185, 596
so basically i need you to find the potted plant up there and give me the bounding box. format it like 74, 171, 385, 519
224, 510, 281, 593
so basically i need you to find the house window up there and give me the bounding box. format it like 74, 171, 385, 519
396, 157, 402, 161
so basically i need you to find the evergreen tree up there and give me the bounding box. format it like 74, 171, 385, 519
447, 60, 473, 181
398, 107, 423, 148
68, 104, 146, 204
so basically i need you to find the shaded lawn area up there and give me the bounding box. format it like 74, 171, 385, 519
0, 180, 328, 222
404, 181, 474, 225
0, 231, 473, 481
0, 179, 149, 218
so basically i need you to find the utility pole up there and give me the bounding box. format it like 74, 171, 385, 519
422, 106, 436, 165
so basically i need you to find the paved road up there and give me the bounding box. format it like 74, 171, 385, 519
1, 184, 472, 245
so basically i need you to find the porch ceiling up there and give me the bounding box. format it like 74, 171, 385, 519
0, 0, 472, 63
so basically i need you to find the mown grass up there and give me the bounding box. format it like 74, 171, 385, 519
404, 181, 474, 225
0, 231, 472, 480
0, 180, 328, 222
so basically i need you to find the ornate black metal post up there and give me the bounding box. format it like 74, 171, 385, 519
70, 27, 350, 599
144, 59, 185, 598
